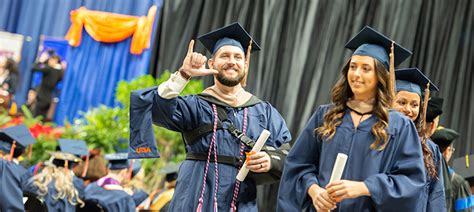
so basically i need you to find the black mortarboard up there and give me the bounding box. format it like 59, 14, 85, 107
395, 68, 439, 96
426, 97, 444, 122
45, 149, 82, 169
452, 154, 474, 184
58, 139, 89, 157
105, 153, 142, 177
345, 26, 412, 70
198, 22, 261, 55
105, 153, 130, 170
160, 162, 180, 182
430, 127, 460, 148
0, 125, 36, 157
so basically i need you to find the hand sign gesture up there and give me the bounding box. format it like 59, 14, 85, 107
180, 40, 218, 78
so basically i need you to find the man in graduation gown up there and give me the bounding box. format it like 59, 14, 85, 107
0, 124, 36, 211
128, 23, 291, 211
432, 128, 474, 211
83, 153, 136, 212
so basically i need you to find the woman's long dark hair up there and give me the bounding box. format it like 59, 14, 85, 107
316, 58, 392, 150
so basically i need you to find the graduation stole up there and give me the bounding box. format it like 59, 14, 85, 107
196, 104, 249, 212
97, 176, 124, 191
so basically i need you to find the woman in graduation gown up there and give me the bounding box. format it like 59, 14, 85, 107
24, 151, 85, 211
393, 68, 446, 212
277, 26, 426, 212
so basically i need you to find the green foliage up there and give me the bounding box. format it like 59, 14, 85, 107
72, 71, 203, 190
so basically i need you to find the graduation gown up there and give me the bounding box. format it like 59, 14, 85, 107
83, 182, 136, 212
420, 140, 446, 212
449, 168, 474, 211
23, 175, 85, 212
0, 159, 27, 211
277, 104, 426, 212
129, 87, 291, 211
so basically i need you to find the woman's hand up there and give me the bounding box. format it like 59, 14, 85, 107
308, 184, 336, 211
325, 180, 370, 202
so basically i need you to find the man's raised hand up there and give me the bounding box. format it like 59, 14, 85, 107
180, 40, 218, 78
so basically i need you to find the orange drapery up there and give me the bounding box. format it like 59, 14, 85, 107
65, 6, 157, 55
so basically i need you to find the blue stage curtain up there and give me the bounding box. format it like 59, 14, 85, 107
0, 0, 162, 124
54, 30, 154, 123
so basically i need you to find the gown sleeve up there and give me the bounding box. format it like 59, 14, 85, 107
277, 105, 326, 211
363, 117, 427, 211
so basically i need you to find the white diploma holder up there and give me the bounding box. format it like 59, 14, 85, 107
236, 129, 271, 182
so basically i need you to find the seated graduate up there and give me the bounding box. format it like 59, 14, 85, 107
83, 153, 136, 212
392, 68, 446, 211
72, 148, 108, 187
24, 150, 86, 211
277, 26, 426, 211
0, 124, 36, 211
140, 162, 181, 211
122, 158, 150, 207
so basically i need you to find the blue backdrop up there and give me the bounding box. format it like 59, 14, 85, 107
0, 0, 162, 124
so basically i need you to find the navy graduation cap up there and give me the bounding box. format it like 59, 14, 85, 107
105, 153, 130, 170
426, 97, 444, 122
430, 127, 460, 148
105, 153, 141, 175
160, 162, 181, 182
58, 139, 89, 157
395, 68, 439, 96
198, 22, 261, 55
48, 151, 81, 163
345, 26, 412, 70
0, 125, 36, 159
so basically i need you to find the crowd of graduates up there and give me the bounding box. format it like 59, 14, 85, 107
0, 128, 179, 211
1, 22, 473, 212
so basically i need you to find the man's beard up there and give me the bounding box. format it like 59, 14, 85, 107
215, 67, 245, 87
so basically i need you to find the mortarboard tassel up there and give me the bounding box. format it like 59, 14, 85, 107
389, 42, 396, 106
466, 155, 470, 168
81, 155, 90, 178
241, 40, 253, 88
8, 140, 17, 161
65, 159, 69, 175
128, 159, 135, 180
27, 144, 33, 160
33, 162, 42, 176
418, 83, 430, 139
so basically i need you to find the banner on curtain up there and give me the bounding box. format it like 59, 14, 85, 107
65, 6, 157, 54
0, 31, 24, 62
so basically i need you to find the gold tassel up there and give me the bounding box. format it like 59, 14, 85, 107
389, 42, 396, 107
241, 40, 253, 88
419, 83, 430, 139
466, 155, 470, 168
8, 140, 17, 161
128, 159, 135, 180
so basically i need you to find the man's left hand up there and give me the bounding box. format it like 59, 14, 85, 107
246, 152, 271, 173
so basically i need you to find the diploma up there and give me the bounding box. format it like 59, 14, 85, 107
236, 130, 271, 181
329, 153, 348, 183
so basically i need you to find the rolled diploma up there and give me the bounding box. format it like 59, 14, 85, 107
236, 129, 271, 181
329, 153, 348, 183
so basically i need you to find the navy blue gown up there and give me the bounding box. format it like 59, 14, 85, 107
24, 175, 85, 212
0, 159, 27, 211
277, 105, 426, 212
83, 182, 136, 212
129, 87, 291, 211
419, 140, 446, 211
